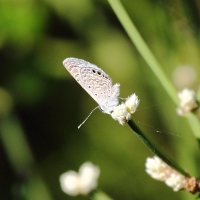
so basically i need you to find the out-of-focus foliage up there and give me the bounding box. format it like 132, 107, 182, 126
0, 0, 200, 200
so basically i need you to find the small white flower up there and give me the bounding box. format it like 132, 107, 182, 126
176, 88, 198, 116
60, 171, 80, 196
145, 156, 187, 192
60, 162, 100, 196
165, 173, 186, 191
125, 93, 140, 114
111, 103, 131, 125
145, 156, 170, 181
78, 162, 100, 194
172, 65, 197, 89
111, 93, 139, 125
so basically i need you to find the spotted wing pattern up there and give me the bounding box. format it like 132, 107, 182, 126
63, 58, 120, 114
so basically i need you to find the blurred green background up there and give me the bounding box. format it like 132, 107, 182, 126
0, 0, 200, 199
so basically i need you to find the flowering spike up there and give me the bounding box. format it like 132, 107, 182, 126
176, 88, 198, 116
145, 156, 200, 193
111, 93, 139, 125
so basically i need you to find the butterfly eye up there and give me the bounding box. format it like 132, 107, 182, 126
97, 71, 101, 76
92, 69, 96, 74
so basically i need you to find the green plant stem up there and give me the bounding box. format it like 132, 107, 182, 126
0, 115, 53, 200
108, 0, 178, 104
128, 119, 188, 176
89, 189, 113, 200
186, 113, 200, 139
108, 0, 200, 140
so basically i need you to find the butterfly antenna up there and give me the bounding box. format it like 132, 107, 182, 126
78, 106, 99, 129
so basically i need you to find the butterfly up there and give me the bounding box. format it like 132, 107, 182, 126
63, 57, 120, 115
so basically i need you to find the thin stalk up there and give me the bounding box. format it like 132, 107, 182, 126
186, 113, 200, 140
128, 119, 188, 176
0, 115, 53, 200
108, 0, 200, 141
108, 0, 178, 104
89, 189, 113, 200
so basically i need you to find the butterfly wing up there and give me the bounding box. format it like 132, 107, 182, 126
63, 58, 119, 113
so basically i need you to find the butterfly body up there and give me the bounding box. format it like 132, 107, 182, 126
63, 58, 120, 114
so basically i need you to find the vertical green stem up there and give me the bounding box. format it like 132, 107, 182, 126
108, 0, 178, 104
89, 190, 113, 200
108, 0, 200, 141
0, 115, 53, 200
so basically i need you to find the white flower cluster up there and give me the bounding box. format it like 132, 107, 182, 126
60, 162, 100, 196
176, 88, 198, 116
111, 93, 140, 125
145, 156, 186, 191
